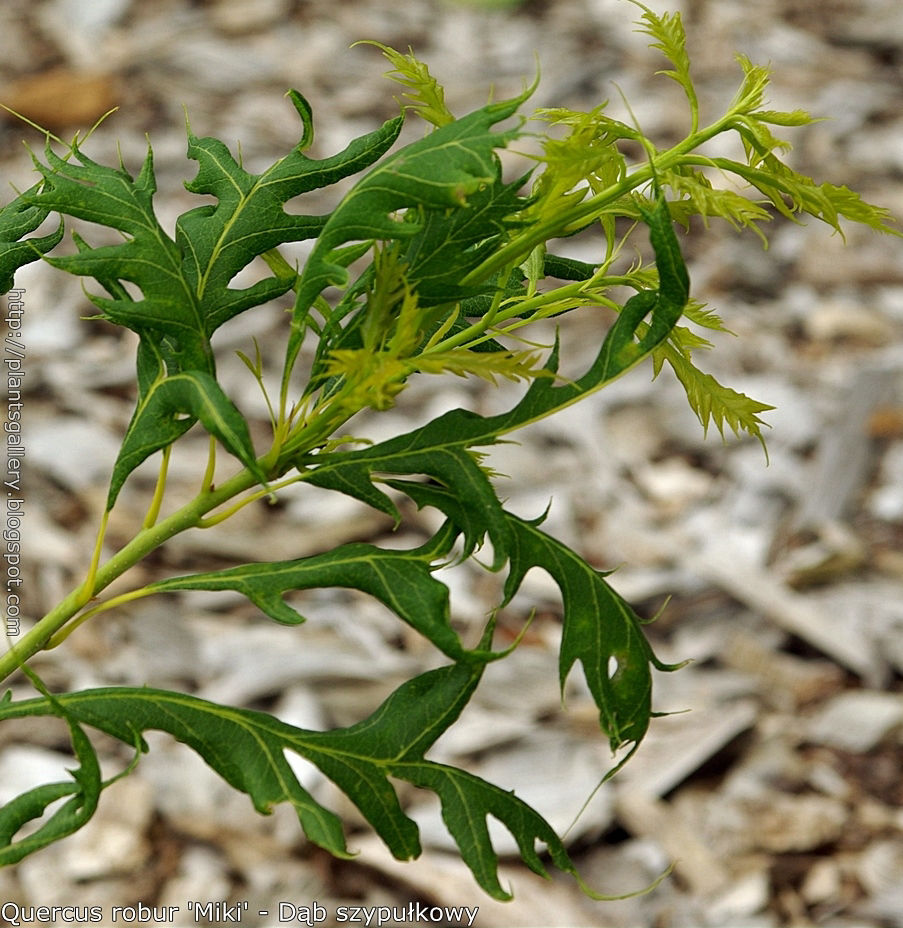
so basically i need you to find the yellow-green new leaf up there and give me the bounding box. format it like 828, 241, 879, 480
633, 2, 699, 128
360, 42, 455, 127
657, 342, 774, 448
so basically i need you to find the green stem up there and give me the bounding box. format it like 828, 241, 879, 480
46, 586, 159, 649
0, 465, 261, 685
421, 281, 587, 355
462, 170, 653, 286
465, 112, 738, 288
143, 446, 171, 529
0, 369, 372, 685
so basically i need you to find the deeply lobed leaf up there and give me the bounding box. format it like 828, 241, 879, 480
177, 90, 403, 327
25, 96, 403, 506
392, 480, 680, 753
145, 521, 499, 662
0, 659, 600, 899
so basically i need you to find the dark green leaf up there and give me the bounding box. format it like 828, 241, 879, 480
285, 91, 530, 371
299, 409, 512, 566
503, 512, 681, 750
389, 480, 681, 752
146, 520, 497, 661
178, 91, 403, 332
401, 170, 531, 306
542, 253, 600, 282
392, 762, 577, 898
0, 661, 591, 898
0, 688, 352, 861
108, 370, 266, 508
0, 184, 64, 294
0, 711, 101, 866
32, 142, 217, 374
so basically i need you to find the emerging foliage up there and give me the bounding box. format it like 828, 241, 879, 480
0, 0, 897, 899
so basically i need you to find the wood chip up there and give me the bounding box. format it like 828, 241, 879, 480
623, 527, 884, 680
352, 835, 600, 927
805, 691, 903, 753
615, 792, 732, 896
794, 365, 898, 530
720, 626, 845, 707
685, 544, 883, 681
0, 68, 118, 128
617, 701, 759, 799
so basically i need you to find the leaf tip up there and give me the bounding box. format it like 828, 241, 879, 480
285, 89, 315, 150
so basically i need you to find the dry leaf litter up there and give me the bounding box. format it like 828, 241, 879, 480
1, 0, 902, 925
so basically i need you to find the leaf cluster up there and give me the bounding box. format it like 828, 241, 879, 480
0, 1, 897, 898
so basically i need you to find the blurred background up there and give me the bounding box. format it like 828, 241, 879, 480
1, 0, 902, 925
